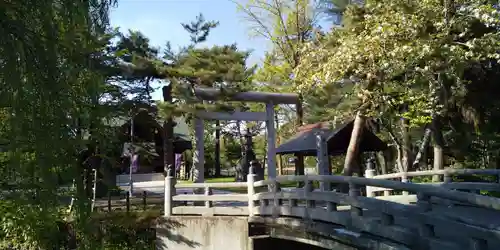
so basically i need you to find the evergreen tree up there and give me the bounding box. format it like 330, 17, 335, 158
115, 30, 160, 103
169, 41, 256, 177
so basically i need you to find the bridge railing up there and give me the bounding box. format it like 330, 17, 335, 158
164, 172, 500, 213
164, 174, 500, 248
170, 181, 248, 216
254, 175, 500, 249
365, 168, 500, 199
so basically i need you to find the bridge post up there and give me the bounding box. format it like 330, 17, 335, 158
364, 158, 376, 197
247, 172, 256, 216
164, 175, 175, 216
401, 173, 409, 196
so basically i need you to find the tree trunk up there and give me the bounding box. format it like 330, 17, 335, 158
162, 85, 175, 177
376, 151, 387, 174
411, 127, 432, 171
215, 120, 221, 177
342, 112, 366, 176
72, 118, 91, 217
401, 117, 412, 172
432, 117, 445, 182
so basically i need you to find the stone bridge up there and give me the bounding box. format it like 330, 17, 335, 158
156, 169, 500, 250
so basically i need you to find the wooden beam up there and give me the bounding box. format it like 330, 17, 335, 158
298, 122, 331, 132
193, 87, 299, 104
195, 111, 267, 121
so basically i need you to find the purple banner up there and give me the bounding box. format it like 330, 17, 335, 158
131, 154, 139, 173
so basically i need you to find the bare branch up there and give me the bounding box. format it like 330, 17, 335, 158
231, 0, 294, 65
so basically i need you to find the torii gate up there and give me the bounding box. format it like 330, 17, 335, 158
190, 87, 301, 183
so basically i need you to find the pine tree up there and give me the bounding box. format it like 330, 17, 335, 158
170, 42, 256, 177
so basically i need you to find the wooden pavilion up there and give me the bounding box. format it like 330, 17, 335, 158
276, 120, 387, 175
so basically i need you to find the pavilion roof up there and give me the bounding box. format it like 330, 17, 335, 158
276, 120, 387, 156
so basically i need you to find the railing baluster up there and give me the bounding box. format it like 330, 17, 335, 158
305, 180, 315, 208
326, 201, 337, 212
365, 158, 376, 197
271, 179, 281, 217
274, 181, 282, 206
416, 192, 434, 237
349, 182, 362, 216
381, 213, 394, 226
262, 199, 269, 207
322, 181, 332, 192
443, 172, 452, 183
469, 238, 487, 250
324, 180, 336, 211
205, 187, 212, 208
401, 174, 409, 196
247, 173, 255, 216
365, 167, 376, 198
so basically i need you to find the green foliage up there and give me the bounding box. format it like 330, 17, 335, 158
0, 200, 63, 249
85, 211, 159, 250
220, 136, 240, 169
296, 0, 500, 123
115, 30, 160, 102
293, 0, 500, 172
181, 14, 220, 45
160, 14, 257, 120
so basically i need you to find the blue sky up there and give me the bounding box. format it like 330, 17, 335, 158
110, 0, 269, 58
110, 1, 269, 100
110, 0, 333, 100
